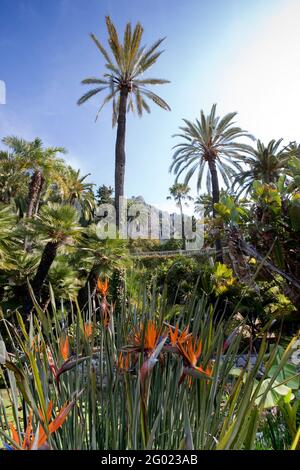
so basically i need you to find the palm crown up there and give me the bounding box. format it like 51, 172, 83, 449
170, 104, 253, 192
170, 104, 253, 261
2, 137, 66, 180
233, 139, 291, 195
32, 203, 82, 245
78, 16, 171, 125
2, 136, 68, 218
79, 224, 129, 274
167, 183, 193, 207
49, 167, 96, 224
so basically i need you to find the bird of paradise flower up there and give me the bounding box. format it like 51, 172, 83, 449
4, 400, 75, 450
121, 320, 167, 384
97, 278, 112, 328
177, 337, 213, 384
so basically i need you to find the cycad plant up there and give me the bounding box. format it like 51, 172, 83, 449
78, 16, 170, 226
170, 104, 253, 261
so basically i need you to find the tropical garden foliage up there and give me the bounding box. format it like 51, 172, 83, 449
0, 15, 300, 452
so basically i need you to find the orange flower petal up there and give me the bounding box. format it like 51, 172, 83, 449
60, 336, 70, 361
23, 410, 33, 450
178, 338, 203, 368
9, 423, 20, 447
97, 278, 109, 296
48, 402, 73, 434
84, 322, 93, 338
169, 323, 179, 347
37, 401, 74, 449
37, 427, 48, 449
195, 340, 202, 360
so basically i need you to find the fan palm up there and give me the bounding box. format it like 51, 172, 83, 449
29, 203, 82, 303
233, 139, 291, 195
78, 16, 170, 227
48, 255, 81, 301
2, 136, 67, 217
77, 224, 130, 310
170, 104, 253, 260
6, 250, 40, 285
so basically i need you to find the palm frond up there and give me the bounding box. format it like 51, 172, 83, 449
79, 18, 170, 120
141, 89, 171, 111
81, 78, 108, 85
134, 78, 170, 85
105, 16, 125, 72
77, 87, 107, 106
170, 105, 253, 193
90, 33, 113, 64
95, 89, 118, 123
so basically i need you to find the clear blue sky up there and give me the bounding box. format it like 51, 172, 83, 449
1, 0, 299, 213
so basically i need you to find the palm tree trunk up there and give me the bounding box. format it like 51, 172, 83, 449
31, 241, 59, 300
25, 171, 45, 251
208, 158, 223, 263
115, 90, 128, 231
34, 175, 45, 215
179, 200, 186, 250
24, 241, 59, 314
27, 170, 44, 217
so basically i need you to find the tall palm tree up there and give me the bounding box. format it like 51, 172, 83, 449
167, 183, 193, 250
78, 16, 170, 228
2, 137, 67, 217
170, 104, 253, 261
233, 139, 291, 195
